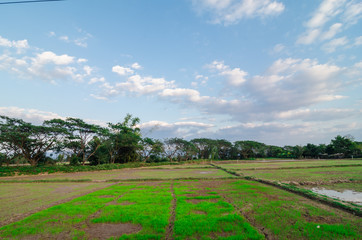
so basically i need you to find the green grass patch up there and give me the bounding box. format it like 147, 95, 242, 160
219, 179, 361, 239
173, 181, 264, 240
0, 182, 110, 225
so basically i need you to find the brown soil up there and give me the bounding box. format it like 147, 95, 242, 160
119, 201, 136, 205
97, 195, 115, 198
193, 210, 207, 215
165, 183, 176, 240
186, 198, 219, 204
302, 211, 340, 224
85, 223, 142, 239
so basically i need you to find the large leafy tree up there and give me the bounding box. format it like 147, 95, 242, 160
191, 138, 213, 159
0, 115, 64, 166
45, 118, 106, 165
327, 135, 358, 157
215, 139, 233, 160
108, 114, 142, 163
234, 141, 266, 159
139, 137, 164, 162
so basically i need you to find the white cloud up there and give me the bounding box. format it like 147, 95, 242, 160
276, 108, 356, 121
192, 0, 285, 25
194, 74, 208, 86
0, 35, 29, 50
90, 94, 109, 101
208, 60, 247, 86
0, 36, 94, 83
112, 65, 134, 76
94, 73, 175, 99
271, 43, 285, 54
48, 31, 56, 37
247, 58, 344, 112
34, 51, 74, 65
343, 0, 362, 25
50, 29, 92, 48
83, 65, 93, 75
354, 36, 362, 45
59, 36, 69, 42
117, 75, 175, 94
322, 36, 348, 52
77, 58, 88, 63
131, 62, 142, 69
95, 58, 353, 126
297, 0, 362, 48
160, 88, 208, 102
0, 106, 63, 125
88, 77, 105, 84
296, 29, 321, 45
306, 0, 346, 29
139, 120, 214, 139
0, 106, 107, 127
320, 22, 343, 40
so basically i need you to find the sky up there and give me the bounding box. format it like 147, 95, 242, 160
0, 0, 361, 146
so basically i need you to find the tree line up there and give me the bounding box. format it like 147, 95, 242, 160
0, 115, 361, 166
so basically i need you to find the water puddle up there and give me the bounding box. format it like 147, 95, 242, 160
311, 188, 362, 205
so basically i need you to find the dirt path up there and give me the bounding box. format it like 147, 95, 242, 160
165, 183, 176, 240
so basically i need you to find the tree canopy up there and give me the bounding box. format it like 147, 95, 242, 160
1, 114, 361, 166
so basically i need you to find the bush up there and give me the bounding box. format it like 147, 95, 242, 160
69, 155, 82, 166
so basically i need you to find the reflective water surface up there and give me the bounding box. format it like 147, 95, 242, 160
311, 188, 362, 205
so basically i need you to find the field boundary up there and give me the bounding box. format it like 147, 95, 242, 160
165, 183, 176, 240
211, 163, 362, 217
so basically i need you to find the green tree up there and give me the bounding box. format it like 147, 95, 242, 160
45, 118, 106, 165
0, 115, 63, 166
191, 138, 214, 159
139, 137, 164, 162
108, 114, 142, 163
327, 135, 357, 157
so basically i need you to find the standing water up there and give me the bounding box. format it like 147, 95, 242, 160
311, 188, 362, 205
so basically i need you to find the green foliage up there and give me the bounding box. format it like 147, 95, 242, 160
0, 115, 64, 166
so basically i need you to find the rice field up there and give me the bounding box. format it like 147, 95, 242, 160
0, 159, 361, 239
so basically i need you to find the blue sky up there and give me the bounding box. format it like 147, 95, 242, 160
0, 0, 361, 146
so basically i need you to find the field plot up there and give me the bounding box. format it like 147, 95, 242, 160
216, 159, 362, 170
1, 179, 361, 239
0, 168, 233, 182
214, 160, 362, 208
239, 166, 362, 184
0, 182, 111, 227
